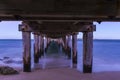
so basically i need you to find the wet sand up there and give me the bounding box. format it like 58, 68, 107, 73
0, 68, 120, 80
0, 54, 120, 80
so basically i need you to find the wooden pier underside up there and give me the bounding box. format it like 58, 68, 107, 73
1, 0, 119, 73
0, 0, 120, 21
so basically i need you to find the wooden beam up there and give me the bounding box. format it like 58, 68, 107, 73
1, 15, 120, 21
46, 34, 68, 38
83, 32, 93, 73
72, 33, 77, 64
19, 21, 32, 32
34, 34, 39, 63
29, 22, 96, 33
0, 0, 117, 17
22, 31, 31, 72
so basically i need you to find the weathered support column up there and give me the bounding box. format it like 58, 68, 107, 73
59, 38, 63, 53
66, 35, 71, 59
44, 37, 47, 53
38, 35, 42, 58
19, 22, 32, 72
40, 35, 44, 56
72, 33, 77, 64
22, 32, 31, 72
34, 34, 39, 63
83, 31, 93, 73
62, 36, 67, 55
47, 38, 51, 46
59, 38, 63, 46
62, 36, 67, 48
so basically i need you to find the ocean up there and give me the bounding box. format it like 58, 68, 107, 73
0, 39, 120, 72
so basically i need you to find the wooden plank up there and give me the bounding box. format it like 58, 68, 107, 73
72, 33, 77, 64
22, 32, 31, 72
83, 32, 93, 73
34, 34, 39, 63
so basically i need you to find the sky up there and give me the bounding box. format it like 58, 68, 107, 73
0, 21, 120, 39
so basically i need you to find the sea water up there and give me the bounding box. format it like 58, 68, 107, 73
77, 39, 120, 72
0, 39, 120, 72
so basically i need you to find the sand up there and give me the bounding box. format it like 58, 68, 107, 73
0, 56, 119, 80
0, 68, 120, 80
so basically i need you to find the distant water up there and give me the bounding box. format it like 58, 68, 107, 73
0, 39, 120, 72
0, 39, 34, 68
77, 39, 120, 72
0, 39, 23, 58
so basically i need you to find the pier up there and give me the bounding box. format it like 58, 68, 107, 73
0, 0, 120, 74
18, 21, 95, 73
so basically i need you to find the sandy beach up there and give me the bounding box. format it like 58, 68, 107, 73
0, 55, 120, 80
0, 67, 120, 80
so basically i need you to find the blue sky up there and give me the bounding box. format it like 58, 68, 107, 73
94, 22, 120, 39
0, 21, 120, 39
0, 21, 22, 39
